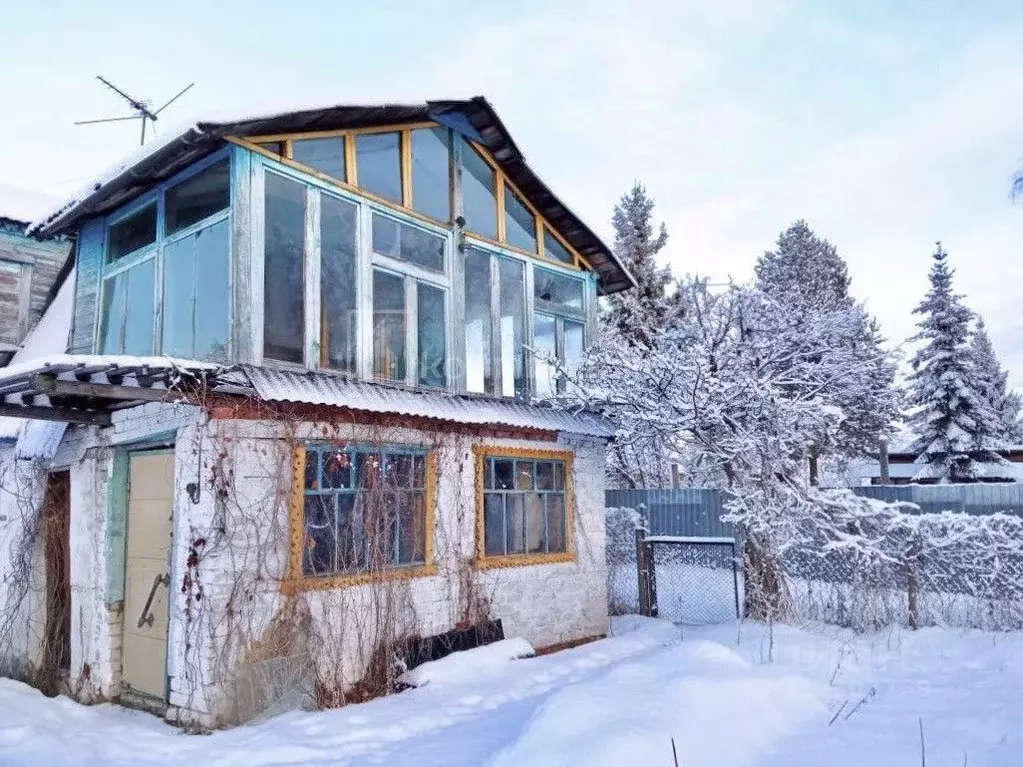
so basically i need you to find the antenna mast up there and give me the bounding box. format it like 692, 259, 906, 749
75, 76, 195, 146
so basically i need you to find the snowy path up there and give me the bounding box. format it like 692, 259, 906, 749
1, 618, 1020, 766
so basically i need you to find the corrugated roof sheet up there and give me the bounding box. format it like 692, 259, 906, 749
243, 366, 615, 438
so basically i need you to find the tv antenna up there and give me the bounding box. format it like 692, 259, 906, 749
75, 76, 195, 146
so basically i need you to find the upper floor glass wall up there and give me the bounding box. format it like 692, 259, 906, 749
250, 144, 594, 401
96, 155, 231, 361
245, 124, 584, 271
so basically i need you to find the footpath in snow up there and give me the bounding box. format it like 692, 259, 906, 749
0, 617, 1020, 766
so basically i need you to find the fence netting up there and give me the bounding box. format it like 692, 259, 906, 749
776, 492, 1023, 631
647, 539, 740, 625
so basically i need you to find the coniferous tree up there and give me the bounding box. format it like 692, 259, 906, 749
908, 244, 1006, 481
603, 183, 673, 347
599, 183, 674, 487
755, 221, 900, 480
969, 318, 1023, 444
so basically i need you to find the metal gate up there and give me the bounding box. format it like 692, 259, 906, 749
638, 535, 742, 625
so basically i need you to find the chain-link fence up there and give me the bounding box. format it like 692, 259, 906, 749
646, 537, 741, 625
606, 508, 742, 625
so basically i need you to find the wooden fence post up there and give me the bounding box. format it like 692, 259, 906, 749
906, 534, 921, 629
634, 519, 657, 618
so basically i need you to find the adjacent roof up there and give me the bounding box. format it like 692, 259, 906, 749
0, 271, 75, 442
0, 356, 615, 439
0, 183, 58, 227
29, 98, 635, 294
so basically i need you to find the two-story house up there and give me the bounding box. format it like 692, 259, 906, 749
0, 98, 634, 726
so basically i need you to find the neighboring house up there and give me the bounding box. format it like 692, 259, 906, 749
0, 184, 71, 365
0, 98, 634, 726
848, 447, 1023, 485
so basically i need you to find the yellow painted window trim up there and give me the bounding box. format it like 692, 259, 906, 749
228, 128, 594, 274
472, 445, 577, 570
468, 141, 593, 272
230, 136, 447, 230
285, 444, 438, 594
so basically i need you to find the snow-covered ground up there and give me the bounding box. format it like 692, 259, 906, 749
1, 617, 1020, 766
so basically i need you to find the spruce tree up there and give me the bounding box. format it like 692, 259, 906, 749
754, 221, 900, 478
755, 220, 852, 315
604, 183, 673, 347
969, 318, 1022, 444
908, 244, 1006, 481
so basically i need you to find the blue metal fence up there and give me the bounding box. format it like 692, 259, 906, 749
607, 485, 1023, 538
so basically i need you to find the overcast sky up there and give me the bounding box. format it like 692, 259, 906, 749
1, 1, 1021, 385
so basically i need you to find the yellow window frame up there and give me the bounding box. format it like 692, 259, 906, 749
473, 445, 576, 569
228, 124, 593, 272
284, 443, 438, 594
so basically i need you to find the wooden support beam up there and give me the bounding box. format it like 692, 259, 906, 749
35, 374, 192, 405
0, 403, 110, 426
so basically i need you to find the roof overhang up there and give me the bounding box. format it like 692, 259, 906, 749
0, 356, 615, 439
30, 98, 635, 295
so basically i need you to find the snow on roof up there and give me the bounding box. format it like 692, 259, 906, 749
0, 271, 74, 442
0, 183, 58, 226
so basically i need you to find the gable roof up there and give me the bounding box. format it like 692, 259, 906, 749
29, 97, 635, 294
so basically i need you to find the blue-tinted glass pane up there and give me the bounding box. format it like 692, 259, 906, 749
498, 258, 526, 398
165, 161, 229, 235
533, 313, 557, 398
417, 282, 446, 387
372, 270, 406, 381
123, 259, 154, 355
536, 462, 555, 491
534, 269, 584, 311
515, 461, 534, 490
484, 494, 505, 555
304, 450, 320, 489
264, 173, 306, 363
505, 494, 525, 554
547, 494, 566, 552
193, 218, 230, 361
356, 132, 401, 203
525, 492, 545, 554
411, 128, 450, 222
464, 249, 492, 394
543, 228, 574, 264
303, 494, 336, 575
372, 214, 444, 273
161, 236, 195, 358
492, 459, 514, 490
292, 138, 345, 182
99, 274, 125, 354
461, 143, 497, 239
336, 494, 363, 571
108, 205, 156, 263
397, 491, 426, 564
504, 184, 536, 252
564, 318, 585, 381
321, 448, 351, 489
321, 195, 358, 372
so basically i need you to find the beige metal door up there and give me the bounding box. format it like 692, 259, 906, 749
121, 451, 174, 702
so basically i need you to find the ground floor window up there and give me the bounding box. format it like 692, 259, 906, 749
296, 444, 433, 579
476, 447, 573, 564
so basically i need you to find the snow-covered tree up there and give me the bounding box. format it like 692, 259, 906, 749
907, 244, 1006, 481
601, 183, 675, 488
969, 318, 1023, 444
603, 183, 673, 348
568, 277, 900, 616
755, 221, 901, 480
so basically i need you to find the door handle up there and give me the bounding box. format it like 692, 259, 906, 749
137, 573, 170, 629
